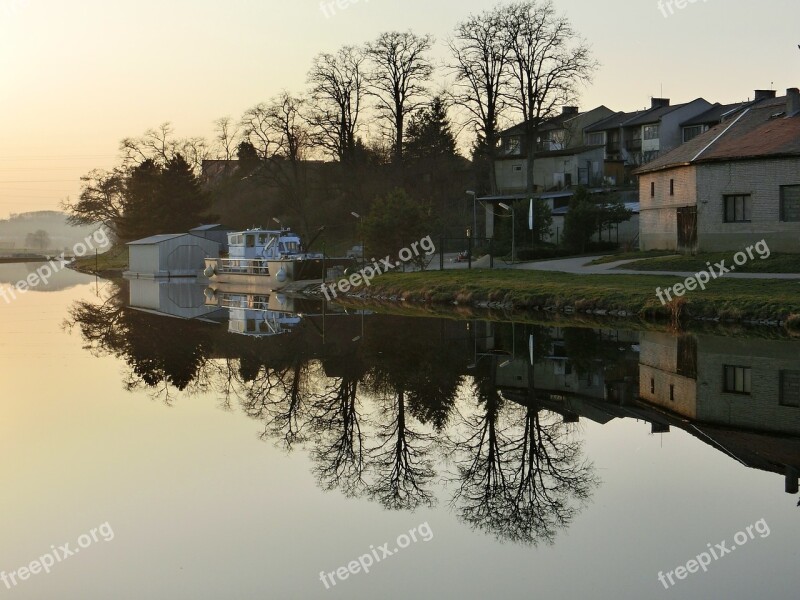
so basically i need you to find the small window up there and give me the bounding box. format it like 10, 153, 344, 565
246, 235, 256, 248
724, 365, 752, 394
587, 132, 604, 146
724, 194, 752, 223
780, 185, 800, 222
670, 179, 674, 196
670, 385, 675, 402
650, 378, 655, 394
650, 181, 655, 198
512, 164, 523, 172
780, 371, 800, 407
683, 125, 704, 143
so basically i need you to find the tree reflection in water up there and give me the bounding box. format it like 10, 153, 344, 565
66, 284, 599, 546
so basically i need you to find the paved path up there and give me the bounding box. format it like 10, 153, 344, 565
508, 255, 800, 280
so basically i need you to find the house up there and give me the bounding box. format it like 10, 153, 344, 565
125, 233, 220, 279
495, 105, 616, 194
678, 90, 779, 143
584, 97, 713, 183
633, 89, 800, 253
550, 199, 640, 247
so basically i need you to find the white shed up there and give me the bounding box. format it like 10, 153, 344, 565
125, 233, 220, 279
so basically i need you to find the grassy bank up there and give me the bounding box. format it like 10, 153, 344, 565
613, 252, 800, 274
587, 250, 676, 265
345, 269, 800, 326
70, 245, 128, 276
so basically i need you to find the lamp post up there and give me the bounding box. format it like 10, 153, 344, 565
351, 211, 364, 267
499, 202, 515, 264
466, 190, 477, 271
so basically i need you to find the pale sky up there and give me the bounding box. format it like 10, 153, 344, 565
0, 0, 798, 219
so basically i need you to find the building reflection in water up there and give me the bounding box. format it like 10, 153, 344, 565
64, 281, 800, 548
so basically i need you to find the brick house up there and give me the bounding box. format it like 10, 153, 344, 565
633, 89, 800, 252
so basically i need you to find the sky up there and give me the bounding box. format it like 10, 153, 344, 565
0, 0, 798, 219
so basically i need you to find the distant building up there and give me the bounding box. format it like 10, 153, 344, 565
634, 89, 800, 252
584, 97, 713, 182
494, 105, 616, 194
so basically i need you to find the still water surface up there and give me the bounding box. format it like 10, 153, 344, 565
1, 264, 798, 599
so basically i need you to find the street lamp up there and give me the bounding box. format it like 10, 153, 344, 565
272, 217, 281, 228
466, 191, 477, 270
351, 211, 364, 266
498, 202, 515, 264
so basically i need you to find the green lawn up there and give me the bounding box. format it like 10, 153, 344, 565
356, 269, 800, 324
618, 252, 800, 274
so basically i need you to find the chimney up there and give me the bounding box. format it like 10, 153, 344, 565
651, 98, 670, 109
754, 89, 776, 101
562, 106, 579, 116
787, 88, 800, 117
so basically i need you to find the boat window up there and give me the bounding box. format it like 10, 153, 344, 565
246, 235, 255, 248
258, 234, 269, 244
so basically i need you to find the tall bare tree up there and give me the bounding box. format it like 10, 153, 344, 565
449, 7, 512, 194
61, 167, 126, 236
501, 1, 597, 194
212, 116, 242, 161
307, 46, 368, 162
366, 31, 434, 167
239, 92, 315, 234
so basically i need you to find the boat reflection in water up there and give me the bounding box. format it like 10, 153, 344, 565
66, 280, 800, 548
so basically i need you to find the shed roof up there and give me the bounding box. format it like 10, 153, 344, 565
127, 233, 191, 245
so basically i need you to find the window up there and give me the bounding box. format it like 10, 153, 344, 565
724, 194, 752, 223
246, 235, 255, 248
780, 371, 800, 407
683, 125, 704, 142
512, 164, 523, 172
651, 181, 655, 198
505, 136, 521, 155
669, 385, 675, 402
670, 179, 675, 196
724, 366, 752, 394
650, 378, 655, 394
780, 185, 800, 222
643, 124, 660, 140
587, 132, 604, 146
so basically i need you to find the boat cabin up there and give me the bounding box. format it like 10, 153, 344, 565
227, 229, 302, 261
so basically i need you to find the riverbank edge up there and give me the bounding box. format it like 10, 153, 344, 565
309, 270, 800, 331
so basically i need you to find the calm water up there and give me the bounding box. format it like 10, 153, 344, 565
1, 264, 799, 599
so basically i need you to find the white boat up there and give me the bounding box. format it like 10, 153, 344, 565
203, 228, 353, 292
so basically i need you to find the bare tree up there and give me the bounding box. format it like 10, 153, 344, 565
449, 7, 512, 194
240, 92, 315, 234
61, 168, 126, 235
366, 31, 434, 166
501, 1, 597, 194
307, 46, 368, 162
120, 122, 210, 173
213, 116, 242, 161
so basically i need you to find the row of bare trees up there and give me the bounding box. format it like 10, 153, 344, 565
64, 1, 597, 241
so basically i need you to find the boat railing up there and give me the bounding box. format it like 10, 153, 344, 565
218, 258, 270, 274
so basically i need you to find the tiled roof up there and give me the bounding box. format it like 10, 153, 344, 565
584, 109, 648, 133
634, 96, 800, 174
680, 102, 749, 127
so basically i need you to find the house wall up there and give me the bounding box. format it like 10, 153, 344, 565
659, 99, 713, 154
695, 159, 800, 252
695, 335, 800, 436
638, 165, 697, 250
495, 159, 527, 194
638, 332, 697, 418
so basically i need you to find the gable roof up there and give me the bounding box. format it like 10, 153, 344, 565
633, 96, 800, 174
680, 101, 750, 127
127, 233, 191, 245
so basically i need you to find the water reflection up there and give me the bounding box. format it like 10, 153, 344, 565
64, 281, 800, 547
